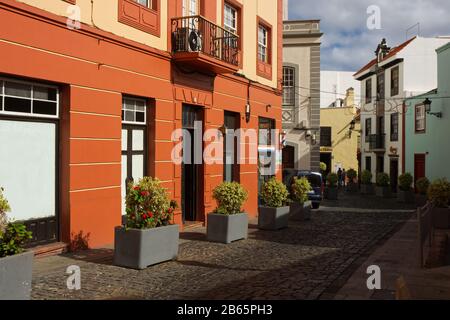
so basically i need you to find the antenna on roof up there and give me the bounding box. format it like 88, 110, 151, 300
406, 23, 420, 40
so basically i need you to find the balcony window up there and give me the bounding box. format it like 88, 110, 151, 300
365, 78, 372, 104
365, 118, 372, 142
391, 66, 399, 97
282, 67, 295, 106
118, 0, 160, 36
390, 112, 398, 141
224, 4, 237, 35
320, 127, 332, 147
415, 104, 426, 133
258, 25, 268, 63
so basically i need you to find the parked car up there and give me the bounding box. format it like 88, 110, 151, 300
283, 169, 324, 209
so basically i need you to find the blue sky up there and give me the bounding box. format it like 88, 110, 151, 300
288, 0, 450, 72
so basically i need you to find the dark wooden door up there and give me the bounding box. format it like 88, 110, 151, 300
390, 159, 399, 192
282, 146, 295, 171
414, 154, 426, 188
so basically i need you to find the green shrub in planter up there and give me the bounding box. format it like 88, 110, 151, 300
290, 178, 312, 221
398, 173, 413, 191
376, 173, 390, 187
114, 177, 179, 269
291, 177, 312, 204
259, 178, 290, 230
428, 178, 450, 229
416, 177, 430, 195
326, 173, 339, 200
398, 173, 414, 203
212, 182, 248, 215
260, 178, 289, 208
428, 179, 450, 208
347, 169, 357, 181
360, 170, 374, 195
0, 187, 33, 300
415, 177, 430, 207
376, 173, 391, 198
361, 170, 373, 185
208, 182, 249, 244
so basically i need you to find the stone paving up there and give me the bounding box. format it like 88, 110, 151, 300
31, 192, 414, 300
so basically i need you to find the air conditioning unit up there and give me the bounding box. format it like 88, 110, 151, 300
174, 27, 202, 52
188, 29, 202, 52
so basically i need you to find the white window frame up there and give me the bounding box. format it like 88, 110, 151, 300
415, 104, 426, 132
122, 97, 147, 125
282, 67, 295, 106
258, 25, 268, 63
0, 77, 59, 119
224, 3, 237, 35
134, 0, 153, 9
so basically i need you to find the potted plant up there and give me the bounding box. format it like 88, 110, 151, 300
376, 173, 391, 198
114, 177, 179, 270
320, 162, 327, 180
428, 178, 450, 229
0, 187, 33, 300
346, 169, 358, 193
289, 177, 312, 221
360, 170, 374, 195
397, 173, 414, 203
258, 178, 290, 230
415, 177, 430, 207
326, 173, 339, 200
207, 182, 249, 244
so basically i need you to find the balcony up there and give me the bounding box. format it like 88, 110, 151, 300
369, 134, 386, 152
171, 15, 240, 74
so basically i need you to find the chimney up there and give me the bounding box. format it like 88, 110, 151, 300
345, 87, 355, 110
283, 0, 289, 21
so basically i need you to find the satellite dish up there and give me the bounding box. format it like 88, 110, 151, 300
189, 30, 201, 52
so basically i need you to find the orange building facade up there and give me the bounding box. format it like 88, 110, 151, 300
0, 0, 283, 248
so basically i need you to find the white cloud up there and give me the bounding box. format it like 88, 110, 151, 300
288, 0, 450, 71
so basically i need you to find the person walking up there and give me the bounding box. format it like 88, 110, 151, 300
337, 168, 343, 188
342, 169, 347, 187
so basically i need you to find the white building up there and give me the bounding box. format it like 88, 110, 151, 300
321, 71, 361, 108
354, 36, 450, 190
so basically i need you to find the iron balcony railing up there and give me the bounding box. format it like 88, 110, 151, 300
171, 15, 239, 67
369, 134, 386, 151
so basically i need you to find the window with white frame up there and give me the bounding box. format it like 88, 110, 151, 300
282, 67, 295, 105
134, 0, 153, 9
258, 25, 268, 63
122, 97, 147, 125
224, 4, 237, 35
415, 104, 426, 133
0, 79, 59, 118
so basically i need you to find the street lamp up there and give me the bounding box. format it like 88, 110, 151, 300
245, 103, 251, 123
423, 98, 442, 118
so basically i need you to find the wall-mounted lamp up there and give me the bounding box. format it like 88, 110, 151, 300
245, 104, 251, 123
348, 119, 356, 138
266, 104, 272, 112
424, 98, 442, 118
218, 124, 227, 139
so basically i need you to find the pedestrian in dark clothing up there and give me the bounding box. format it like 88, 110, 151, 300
342, 169, 347, 187
337, 168, 343, 188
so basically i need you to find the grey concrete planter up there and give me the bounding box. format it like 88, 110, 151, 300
346, 183, 359, 193
415, 194, 428, 208
326, 187, 338, 200
289, 201, 312, 221
361, 184, 375, 195
397, 189, 415, 203
0, 251, 33, 300
376, 186, 391, 198
432, 207, 450, 229
258, 206, 290, 230
114, 224, 179, 270
207, 213, 248, 244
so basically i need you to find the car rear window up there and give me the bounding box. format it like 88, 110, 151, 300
305, 175, 321, 187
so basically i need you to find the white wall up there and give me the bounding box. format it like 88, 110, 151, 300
321, 71, 360, 108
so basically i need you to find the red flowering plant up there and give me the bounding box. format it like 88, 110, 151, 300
125, 177, 176, 229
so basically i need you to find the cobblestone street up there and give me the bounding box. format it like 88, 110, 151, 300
32, 192, 414, 300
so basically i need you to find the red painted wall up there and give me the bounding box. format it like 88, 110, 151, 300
0, 0, 282, 248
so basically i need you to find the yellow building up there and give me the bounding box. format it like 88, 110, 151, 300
320, 89, 361, 175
